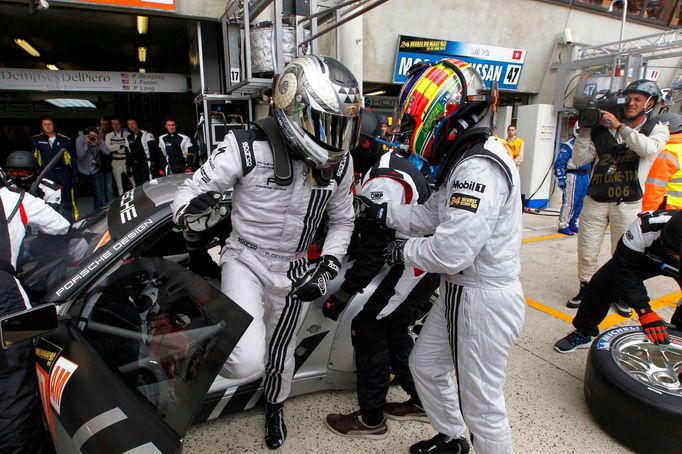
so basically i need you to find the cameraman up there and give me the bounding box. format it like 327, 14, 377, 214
568, 80, 670, 316
76, 127, 107, 210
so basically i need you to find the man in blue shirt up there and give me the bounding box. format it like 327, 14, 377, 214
31, 117, 77, 220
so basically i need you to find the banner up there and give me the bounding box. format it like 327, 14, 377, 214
78, 0, 176, 11
393, 35, 527, 90
0, 68, 187, 93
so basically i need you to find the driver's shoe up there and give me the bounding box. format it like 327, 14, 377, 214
265, 402, 287, 449
410, 433, 470, 454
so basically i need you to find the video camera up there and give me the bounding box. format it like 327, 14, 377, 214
576, 91, 630, 129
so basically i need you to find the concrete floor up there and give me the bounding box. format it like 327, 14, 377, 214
184, 212, 680, 453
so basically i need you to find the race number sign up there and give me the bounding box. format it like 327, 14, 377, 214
393, 35, 527, 90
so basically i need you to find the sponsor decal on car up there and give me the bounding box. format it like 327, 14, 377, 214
596, 326, 641, 350
119, 189, 137, 224
55, 218, 155, 297
449, 192, 480, 213
49, 356, 79, 415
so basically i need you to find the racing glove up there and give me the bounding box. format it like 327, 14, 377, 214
637, 308, 671, 345
322, 288, 354, 320
177, 191, 231, 233
384, 239, 406, 266
293, 255, 341, 302
354, 195, 388, 227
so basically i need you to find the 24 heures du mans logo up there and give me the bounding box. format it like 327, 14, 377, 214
453, 180, 486, 193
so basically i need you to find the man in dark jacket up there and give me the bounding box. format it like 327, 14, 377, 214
325, 111, 438, 439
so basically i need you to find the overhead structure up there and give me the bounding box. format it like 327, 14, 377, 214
552, 29, 682, 113
193, 0, 387, 160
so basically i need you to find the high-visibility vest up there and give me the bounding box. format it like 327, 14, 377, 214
643, 134, 682, 210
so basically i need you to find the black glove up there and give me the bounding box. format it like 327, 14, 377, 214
187, 249, 221, 279
322, 288, 354, 320
354, 195, 388, 227
384, 239, 406, 266
293, 255, 341, 302
177, 191, 231, 232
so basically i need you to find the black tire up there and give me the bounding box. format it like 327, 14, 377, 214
584, 326, 682, 453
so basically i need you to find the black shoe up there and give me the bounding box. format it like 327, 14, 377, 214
410, 433, 470, 454
265, 402, 287, 450
567, 282, 587, 309
614, 301, 633, 318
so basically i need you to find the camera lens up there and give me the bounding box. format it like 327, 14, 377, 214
579, 107, 602, 129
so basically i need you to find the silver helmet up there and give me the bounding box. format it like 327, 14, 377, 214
273, 55, 362, 169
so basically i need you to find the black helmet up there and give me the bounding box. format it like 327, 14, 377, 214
623, 79, 662, 103
6, 150, 38, 187
350, 110, 385, 174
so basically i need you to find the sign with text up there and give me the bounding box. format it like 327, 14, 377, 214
78, 0, 176, 11
393, 35, 527, 90
0, 68, 188, 93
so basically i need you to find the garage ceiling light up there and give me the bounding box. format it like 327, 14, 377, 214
45, 99, 97, 108
139, 68, 146, 73
137, 16, 148, 34
14, 38, 41, 57
46, 64, 60, 71
138, 46, 147, 63
365, 90, 387, 96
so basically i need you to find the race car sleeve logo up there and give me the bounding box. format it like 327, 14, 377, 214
49, 356, 79, 415
370, 191, 384, 200
449, 192, 480, 213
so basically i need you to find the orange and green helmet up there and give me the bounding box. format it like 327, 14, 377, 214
392, 58, 492, 165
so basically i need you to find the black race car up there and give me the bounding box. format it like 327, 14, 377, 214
11, 175, 406, 453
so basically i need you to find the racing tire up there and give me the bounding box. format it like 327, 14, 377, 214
584, 326, 682, 453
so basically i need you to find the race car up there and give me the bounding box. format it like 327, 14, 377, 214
11, 175, 429, 453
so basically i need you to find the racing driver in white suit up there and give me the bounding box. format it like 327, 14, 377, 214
357, 59, 525, 454
172, 55, 359, 450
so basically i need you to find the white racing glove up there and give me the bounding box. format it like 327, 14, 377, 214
177, 191, 231, 232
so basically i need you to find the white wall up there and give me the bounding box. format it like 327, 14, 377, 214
363, 0, 681, 100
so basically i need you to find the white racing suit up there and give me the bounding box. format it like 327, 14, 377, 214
0, 187, 70, 453
572, 122, 669, 283
386, 137, 525, 454
172, 129, 354, 404
105, 130, 132, 195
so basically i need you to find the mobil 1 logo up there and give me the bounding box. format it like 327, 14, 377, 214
453, 180, 486, 193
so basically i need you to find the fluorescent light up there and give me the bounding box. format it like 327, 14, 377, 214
139, 68, 146, 73
14, 39, 40, 57
137, 16, 148, 34
365, 90, 387, 96
46, 64, 60, 71
138, 46, 147, 63
45, 99, 97, 108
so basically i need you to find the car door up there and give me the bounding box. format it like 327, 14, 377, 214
35, 256, 252, 454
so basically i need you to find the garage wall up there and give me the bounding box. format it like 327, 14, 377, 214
363, 0, 682, 100
50, 0, 227, 19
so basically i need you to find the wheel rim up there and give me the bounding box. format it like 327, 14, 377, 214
611, 332, 682, 396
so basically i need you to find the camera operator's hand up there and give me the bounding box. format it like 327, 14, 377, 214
600, 110, 622, 131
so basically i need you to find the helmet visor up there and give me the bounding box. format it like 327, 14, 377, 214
298, 106, 361, 153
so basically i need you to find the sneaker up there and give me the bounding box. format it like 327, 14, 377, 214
410, 433, 470, 454
614, 302, 633, 317
325, 410, 388, 440
265, 402, 287, 449
569, 223, 579, 233
554, 330, 593, 353
558, 227, 573, 236
566, 282, 587, 309
384, 399, 429, 422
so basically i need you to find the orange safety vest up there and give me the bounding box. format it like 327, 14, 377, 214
643, 133, 682, 211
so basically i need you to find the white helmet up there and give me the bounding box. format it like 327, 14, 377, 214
273, 55, 362, 169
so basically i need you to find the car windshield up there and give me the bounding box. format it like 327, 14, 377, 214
18, 206, 111, 302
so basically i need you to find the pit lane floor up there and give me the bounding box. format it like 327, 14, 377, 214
185, 212, 677, 453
